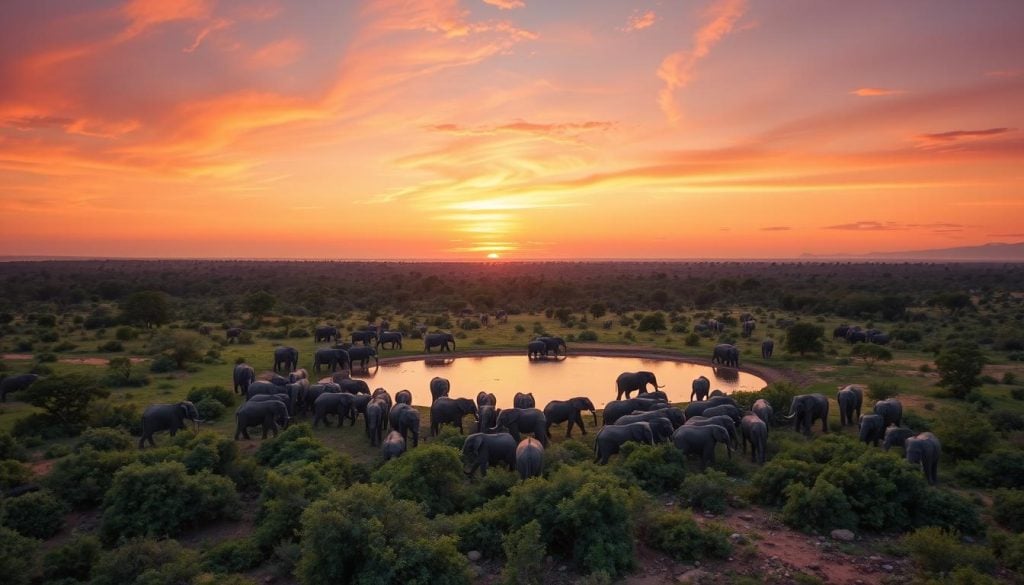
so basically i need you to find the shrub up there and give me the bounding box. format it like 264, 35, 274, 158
19, 373, 109, 435
551, 480, 638, 576
637, 312, 667, 332
0, 489, 67, 539
102, 357, 150, 387
615, 442, 687, 493
684, 333, 701, 346
501, 520, 546, 585
867, 381, 901, 401
0, 459, 33, 490
196, 398, 226, 421
749, 458, 821, 506
186, 384, 236, 408
936, 342, 987, 399
99, 461, 240, 542
955, 448, 1024, 489
202, 538, 263, 574
91, 538, 200, 585
515, 324, 526, 333
0, 431, 27, 461
0, 526, 38, 585
255, 424, 332, 468
816, 450, 926, 532
577, 330, 598, 342
914, 488, 983, 536
12, 412, 69, 440
288, 328, 309, 338
76, 427, 134, 452
44, 443, 71, 459
448, 504, 511, 560
785, 322, 824, 356
679, 469, 730, 514
643, 509, 731, 562
44, 448, 136, 508
87, 401, 142, 435
98, 340, 124, 352
992, 489, 1024, 532
1013, 387, 1024, 401
989, 530, 1024, 573
115, 326, 137, 341
933, 408, 996, 461
372, 444, 468, 517
297, 483, 471, 585
782, 479, 856, 532
902, 527, 995, 576
175, 431, 239, 475
42, 534, 101, 583
149, 355, 178, 372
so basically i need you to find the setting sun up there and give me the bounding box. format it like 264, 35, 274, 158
487, 253, 500, 259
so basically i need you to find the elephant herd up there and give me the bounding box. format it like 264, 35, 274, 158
834, 324, 890, 345
527, 336, 567, 359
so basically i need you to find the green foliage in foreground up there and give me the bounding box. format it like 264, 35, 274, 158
0, 526, 38, 585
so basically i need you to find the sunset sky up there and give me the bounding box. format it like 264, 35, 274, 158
1, 0, 1022, 260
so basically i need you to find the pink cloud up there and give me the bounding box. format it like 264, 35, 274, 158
483, 0, 525, 9
851, 87, 906, 97
623, 10, 656, 32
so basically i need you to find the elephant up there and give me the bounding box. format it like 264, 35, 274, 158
235, 399, 289, 440
232, 364, 255, 395
787, 394, 830, 435
273, 346, 299, 373
0, 373, 40, 402
858, 414, 886, 446
513, 392, 535, 408
365, 398, 387, 446
389, 403, 421, 447
868, 332, 890, 345
690, 376, 711, 402
643, 417, 675, 443
672, 424, 732, 470
740, 414, 768, 464
752, 399, 774, 426
837, 385, 864, 426
314, 325, 339, 343
683, 395, 737, 420
257, 371, 288, 386
424, 332, 455, 353
645, 390, 670, 403
476, 391, 497, 408
249, 393, 293, 416
302, 383, 337, 414
833, 325, 850, 339
543, 397, 597, 437
478, 404, 501, 433
313, 392, 356, 427
382, 430, 406, 461
603, 397, 668, 425
313, 348, 350, 373
527, 340, 547, 360
906, 432, 941, 485
535, 336, 567, 357
761, 339, 775, 359
516, 438, 544, 480
350, 394, 373, 424
288, 368, 309, 383
882, 427, 916, 452
701, 404, 742, 425
351, 330, 378, 346
685, 415, 739, 449
615, 371, 665, 400
198, 325, 212, 335
430, 397, 478, 435
846, 329, 867, 343
429, 377, 451, 403
594, 422, 654, 464
462, 432, 516, 477
490, 407, 549, 446
246, 380, 283, 401
226, 327, 242, 343
742, 320, 756, 337
873, 399, 903, 428
615, 407, 686, 430
371, 387, 393, 414
711, 344, 740, 367
347, 346, 379, 371
139, 401, 201, 448
376, 331, 403, 350
338, 378, 370, 395
395, 389, 413, 405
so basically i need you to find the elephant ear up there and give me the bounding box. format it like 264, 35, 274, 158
178, 403, 189, 419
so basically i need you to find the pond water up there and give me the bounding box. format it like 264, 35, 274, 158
350, 355, 767, 408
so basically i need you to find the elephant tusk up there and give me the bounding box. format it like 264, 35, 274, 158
656, 384, 666, 388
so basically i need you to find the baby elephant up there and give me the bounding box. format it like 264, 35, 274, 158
516, 437, 544, 480
382, 430, 406, 461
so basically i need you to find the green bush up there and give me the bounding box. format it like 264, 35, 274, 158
202, 538, 263, 574
41, 534, 100, 583
186, 385, 236, 408
298, 483, 471, 585
115, 326, 138, 341
174, 431, 239, 475
149, 355, 178, 373
501, 520, 546, 585
372, 444, 468, 517
76, 427, 134, 452
0, 459, 33, 490
615, 442, 687, 493
99, 461, 239, 543
902, 527, 995, 576
44, 448, 136, 508
18, 373, 109, 436
679, 469, 730, 514
577, 330, 599, 342
87, 401, 142, 435
196, 397, 226, 421
98, 340, 124, 352
817, 450, 926, 532
0, 526, 38, 585
782, 479, 856, 532
448, 504, 512, 559
255, 424, 332, 468
915, 488, 983, 536
867, 381, 900, 401
643, 508, 731, 562
91, 538, 200, 585
933, 408, 996, 461
993, 489, 1024, 532
0, 489, 67, 539
12, 413, 69, 440
0, 431, 27, 461
684, 333, 701, 346
749, 458, 821, 506
989, 530, 1024, 573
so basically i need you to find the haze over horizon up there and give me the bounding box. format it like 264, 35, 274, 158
1, 0, 1022, 260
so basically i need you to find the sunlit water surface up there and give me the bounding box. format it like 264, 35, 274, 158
350, 355, 767, 408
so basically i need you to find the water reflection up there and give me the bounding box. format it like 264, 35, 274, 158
353, 355, 767, 408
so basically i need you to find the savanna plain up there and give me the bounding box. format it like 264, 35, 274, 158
1, 260, 1023, 585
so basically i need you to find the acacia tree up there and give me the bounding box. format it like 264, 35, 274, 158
22, 373, 109, 432
119, 290, 170, 328
851, 344, 893, 369
936, 342, 987, 399
785, 323, 824, 356
244, 291, 276, 322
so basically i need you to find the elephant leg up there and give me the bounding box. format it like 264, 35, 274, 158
578, 414, 587, 436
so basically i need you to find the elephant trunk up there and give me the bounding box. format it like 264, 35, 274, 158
591, 410, 598, 427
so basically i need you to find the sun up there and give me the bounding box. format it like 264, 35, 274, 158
486, 253, 500, 259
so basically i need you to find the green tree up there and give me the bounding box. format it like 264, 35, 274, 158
119, 290, 171, 328
636, 312, 667, 332
0, 526, 38, 585
150, 330, 207, 368
244, 290, 276, 321
930, 292, 974, 315
785, 322, 824, 356
850, 344, 893, 369
936, 342, 987, 399
589, 303, 607, 319
21, 373, 109, 432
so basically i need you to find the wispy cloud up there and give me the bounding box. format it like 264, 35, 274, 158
623, 10, 656, 32
851, 87, 906, 97
657, 0, 746, 124
760, 226, 791, 231
986, 69, 1021, 78
824, 221, 965, 232
426, 120, 614, 137
482, 0, 525, 9
915, 127, 1011, 146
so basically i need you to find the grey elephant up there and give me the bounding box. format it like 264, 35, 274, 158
615, 371, 665, 400
787, 394, 829, 435
882, 427, 915, 452
701, 404, 742, 425
347, 346, 379, 371
527, 340, 547, 359
837, 385, 864, 427
139, 401, 201, 448
424, 332, 455, 353
226, 327, 242, 343
273, 346, 299, 373
350, 394, 373, 425
513, 392, 535, 408
476, 391, 497, 408
906, 432, 941, 485
478, 404, 501, 433
351, 330, 378, 346
337, 378, 370, 395
490, 407, 549, 446
232, 364, 255, 395
313, 392, 356, 427
0, 373, 40, 402
365, 397, 387, 446
389, 403, 421, 447
685, 415, 739, 449
535, 336, 567, 357
462, 432, 516, 477
430, 397, 478, 435
314, 325, 339, 343
249, 393, 293, 417
301, 383, 336, 415
516, 437, 544, 480
672, 424, 732, 470
873, 399, 903, 428
543, 397, 597, 437
376, 331, 403, 350
683, 395, 737, 420
603, 397, 668, 425
740, 414, 768, 464
752, 399, 774, 427
742, 320, 756, 337
761, 339, 774, 359
594, 422, 654, 464
382, 430, 406, 461
858, 414, 886, 446
644, 417, 675, 443
235, 399, 289, 440
313, 348, 350, 373
429, 377, 451, 403
246, 380, 282, 401
711, 343, 740, 367
614, 407, 686, 429
288, 368, 308, 383
690, 375, 711, 402
395, 389, 413, 405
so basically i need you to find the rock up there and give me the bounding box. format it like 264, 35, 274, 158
883, 565, 894, 572
739, 514, 754, 521
676, 569, 709, 584
466, 550, 482, 562
831, 528, 855, 541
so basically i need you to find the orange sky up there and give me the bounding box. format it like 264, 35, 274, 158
1, 0, 1022, 259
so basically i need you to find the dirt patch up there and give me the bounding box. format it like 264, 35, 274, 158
1, 353, 33, 360
1, 353, 148, 366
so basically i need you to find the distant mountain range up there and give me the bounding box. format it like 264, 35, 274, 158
802, 241, 1024, 261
